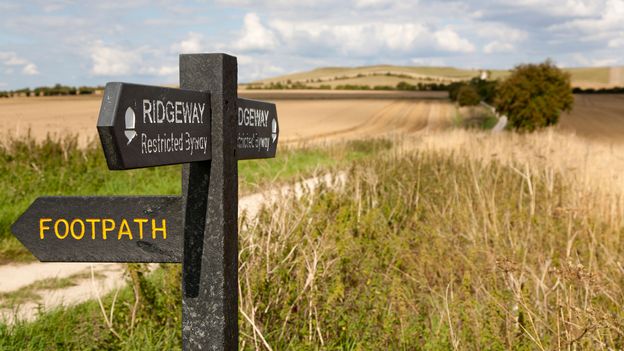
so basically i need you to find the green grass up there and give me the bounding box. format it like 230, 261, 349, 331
3, 146, 623, 349
0, 271, 105, 307
566, 67, 611, 84
481, 115, 499, 130
0, 265, 182, 350
0, 135, 391, 262
456, 105, 499, 130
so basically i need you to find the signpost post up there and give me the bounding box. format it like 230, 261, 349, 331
11, 53, 279, 351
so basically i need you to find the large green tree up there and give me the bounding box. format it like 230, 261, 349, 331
495, 60, 573, 131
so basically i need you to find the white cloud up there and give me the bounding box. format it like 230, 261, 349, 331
477, 23, 528, 42
477, 23, 527, 54
88, 40, 179, 79
174, 32, 204, 53
411, 57, 447, 66
264, 20, 431, 57
2, 54, 28, 66
551, 0, 624, 32
156, 65, 178, 76
484, 41, 515, 53
573, 53, 619, 66
234, 13, 278, 51
234, 53, 288, 82
89, 41, 142, 76
353, 0, 394, 9
511, 0, 604, 17
0, 52, 39, 75
22, 63, 39, 75
434, 28, 475, 53
142, 65, 178, 77
609, 35, 624, 47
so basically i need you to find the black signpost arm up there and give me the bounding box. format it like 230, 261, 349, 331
180, 54, 239, 350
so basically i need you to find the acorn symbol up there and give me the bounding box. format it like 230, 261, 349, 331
124, 107, 137, 145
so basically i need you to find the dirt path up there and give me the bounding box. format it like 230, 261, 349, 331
0, 173, 345, 324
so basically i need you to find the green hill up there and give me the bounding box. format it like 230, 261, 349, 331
246, 64, 620, 89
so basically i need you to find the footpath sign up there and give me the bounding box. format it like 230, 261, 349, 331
11, 53, 278, 350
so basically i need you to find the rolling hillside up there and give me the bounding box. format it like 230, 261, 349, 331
246, 65, 622, 89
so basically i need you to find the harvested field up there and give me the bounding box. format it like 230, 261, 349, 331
1, 96, 101, 145
276, 99, 454, 143
559, 94, 624, 142
0, 91, 454, 145
2, 92, 622, 147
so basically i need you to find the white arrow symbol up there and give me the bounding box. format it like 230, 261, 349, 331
271, 118, 277, 143
124, 107, 137, 145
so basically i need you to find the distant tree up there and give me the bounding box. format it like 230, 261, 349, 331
495, 60, 573, 131
470, 77, 498, 104
448, 82, 465, 101
457, 85, 481, 106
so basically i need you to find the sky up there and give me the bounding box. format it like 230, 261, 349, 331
0, 0, 623, 90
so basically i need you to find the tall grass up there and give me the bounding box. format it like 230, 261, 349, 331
238, 148, 624, 349
2, 131, 624, 349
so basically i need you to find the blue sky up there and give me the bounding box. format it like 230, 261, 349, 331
0, 0, 623, 89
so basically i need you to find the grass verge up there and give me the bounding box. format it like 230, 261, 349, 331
0, 135, 391, 262
2, 141, 623, 349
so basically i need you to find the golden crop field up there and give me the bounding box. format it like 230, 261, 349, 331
1, 91, 622, 146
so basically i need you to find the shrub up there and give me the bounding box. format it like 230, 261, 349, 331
470, 77, 498, 103
78, 86, 95, 95
495, 60, 573, 131
457, 85, 481, 106
448, 82, 464, 101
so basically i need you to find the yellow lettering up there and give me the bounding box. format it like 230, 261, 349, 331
86, 219, 101, 239
134, 218, 148, 239
39, 218, 52, 239
151, 219, 167, 239
118, 219, 133, 240
54, 219, 69, 239
70, 219, 85, 240
102, 219, 115, 240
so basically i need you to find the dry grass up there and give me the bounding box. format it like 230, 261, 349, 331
3, 129, 624, 349
411, 129, 624, 225
237, 130, 624, 349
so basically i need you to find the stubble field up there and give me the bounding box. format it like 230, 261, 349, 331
559, 94, 624, 142
0, 91, 455, 145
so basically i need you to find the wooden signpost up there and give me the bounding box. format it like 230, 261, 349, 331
11, 53, 279, 350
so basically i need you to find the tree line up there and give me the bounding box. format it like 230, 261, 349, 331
0, 84, 103, 98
